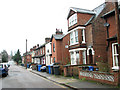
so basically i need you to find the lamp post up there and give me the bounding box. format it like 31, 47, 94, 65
26, 39, 27, 69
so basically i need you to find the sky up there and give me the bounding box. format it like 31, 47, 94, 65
0, 0, 118, 55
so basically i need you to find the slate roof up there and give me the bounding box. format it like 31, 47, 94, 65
53, 34, 65, 39
70, 7, 95, 14
50, 34, 65, 42
67, 3, 106, 26
102, 5, 120, 18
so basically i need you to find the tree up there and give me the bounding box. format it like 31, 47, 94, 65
12, 49, 22, 65
1, 50, 8, 62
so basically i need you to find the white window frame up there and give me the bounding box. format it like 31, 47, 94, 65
69, 48, 86, 65
70, 32, 74, 44
112, 43, 119, 70
70, 30, 79, 45
69, 13, 77, 27
76, 51, 79, 65
70, 52, 75, 65
43, 47, 44, 54
41, 49, 42, 55
75, 30, 78, 42
82, 50, 86, 64
82, 29, 86, 43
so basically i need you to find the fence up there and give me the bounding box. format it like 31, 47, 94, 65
79, 69, 118, 85
64, 65, 119, 85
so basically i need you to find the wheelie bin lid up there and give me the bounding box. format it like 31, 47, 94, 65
53, 65, 60, 67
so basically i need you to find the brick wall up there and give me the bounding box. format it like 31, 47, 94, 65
62, 33, 70, 65
51, 37, 56, 63
87, 2, 115, 64
56, 40, 62, 63
64, 65, 79, 77
68, 12, 93, 31
79, 69, 119, 86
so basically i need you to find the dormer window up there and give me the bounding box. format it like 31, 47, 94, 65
69, 13, 77, 27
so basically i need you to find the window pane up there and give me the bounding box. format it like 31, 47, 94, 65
71, 52, 74, 64
114, 55, 118, 66
82, 29, 85, 43
112, 43, 119, 67
76, 51, 79, 64
75, 30, 78, 42
70, 32, 74, 44
53, 43, 55, 52
54, 57, 55, 63
82, 51, 86, 64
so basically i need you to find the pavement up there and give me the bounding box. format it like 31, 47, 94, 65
22, 67, 118, 89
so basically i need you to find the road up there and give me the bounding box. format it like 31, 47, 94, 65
0, 64, 66, 89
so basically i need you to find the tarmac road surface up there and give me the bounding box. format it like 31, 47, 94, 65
0, 64, 66, 89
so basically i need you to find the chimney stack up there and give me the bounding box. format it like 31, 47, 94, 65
30, 48, 33, 52
45, 38, 51, 43
56, 28, 63, 35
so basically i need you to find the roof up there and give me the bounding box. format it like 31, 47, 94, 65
70, 7, 95, 14
102, 4, 120, 18
50, 34, 65, 42
53, 34, 65, 39
35, 43, 46, 50
67, 7, 95, 19
32, 54, 45, 58
67, 3, 106, 26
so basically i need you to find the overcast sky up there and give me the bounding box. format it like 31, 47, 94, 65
0, 0, 117, 55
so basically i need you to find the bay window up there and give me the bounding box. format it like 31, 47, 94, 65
70, 30, 78, 45
70, 52, 75, 65
76, 51, 79, 64
75, 30, 78, 42
70, 32, 74, 44
70, 51, 80, 65
82, 50, 86, 64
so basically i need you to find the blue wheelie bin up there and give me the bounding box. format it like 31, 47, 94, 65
27, 64, 29, 68
88, 66, 94, 71
48, 65, 51, 74
38, 65, 42, 71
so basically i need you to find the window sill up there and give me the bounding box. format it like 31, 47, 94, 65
112, 66, 119, 70
71, 63, 77, 65
82, 41, 86, 44
69, 42, 79, 46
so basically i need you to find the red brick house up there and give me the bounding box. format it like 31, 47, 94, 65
23, 51, 32, 64
50, 29, 70, 65
102, 3, 120, 72
67, 2, 115, 66
33, 43, 46, 65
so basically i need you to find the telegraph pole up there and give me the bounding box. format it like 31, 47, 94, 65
114, 0, 120, 84
26, 39, 27, 69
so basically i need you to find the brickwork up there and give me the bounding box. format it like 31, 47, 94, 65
64, 65, 79, 77
62, 33, 70, 65
51, 37, 56, 63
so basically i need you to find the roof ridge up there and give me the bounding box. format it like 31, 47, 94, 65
92, 2, 105, 11
70, 7, 93, 11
